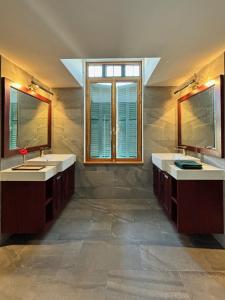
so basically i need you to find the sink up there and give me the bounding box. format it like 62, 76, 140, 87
152, 153, 200, 171
12, 164, 45, 171
26, 154, 76, 172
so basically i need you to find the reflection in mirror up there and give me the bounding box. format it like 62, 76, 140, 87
178, 75, 224, 158
9, 87, 49, 150
180, 87, 215, 148
2, 77, 51, 157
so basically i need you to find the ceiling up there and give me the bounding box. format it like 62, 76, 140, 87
0, 0, 225, 88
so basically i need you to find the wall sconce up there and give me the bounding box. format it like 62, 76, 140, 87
28, 79, 53, 96
174, 73, 199, 94
28, 82, 39, 92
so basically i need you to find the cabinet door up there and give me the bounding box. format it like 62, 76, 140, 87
65, 164, 75, 202
69, 164, 75, 196
1, 181, 45, 234
159, 170, 165, 204
54, 173, 63, 214
67, 165, 75, 198
153, 165, 159, 198
61, 164, 75, 205
158, 171, 171, 216
177, 180, 224, 234
163, 172, 171, 215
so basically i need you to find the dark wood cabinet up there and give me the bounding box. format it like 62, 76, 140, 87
153, 164, 224, 234
154, 166, 171, 216
63, 163, 75, 204
1, 163, 75, 234
54, 172, 63, 215
153, 165, 159, 198
162, 172, 171, 215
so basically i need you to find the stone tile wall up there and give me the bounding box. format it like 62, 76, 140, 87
52, 86, 176, 199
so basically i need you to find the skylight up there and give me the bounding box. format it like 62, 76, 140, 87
61, 57, 161, 87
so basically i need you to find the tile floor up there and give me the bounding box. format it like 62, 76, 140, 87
0, 196, 225, 299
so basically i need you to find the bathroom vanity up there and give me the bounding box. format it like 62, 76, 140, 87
0, 79, 76, 234
152, 153, 224, 234
153, 76, 225, 234
0, 154, 76, 234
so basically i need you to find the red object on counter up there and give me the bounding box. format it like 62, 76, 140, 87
18, 148, 28, 155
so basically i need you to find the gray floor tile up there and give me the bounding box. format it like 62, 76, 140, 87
179, 271, 225, 300
1, 196, 224, 299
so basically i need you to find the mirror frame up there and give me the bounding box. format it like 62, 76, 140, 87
178, 75, 224, 158
1, 77, 52, 158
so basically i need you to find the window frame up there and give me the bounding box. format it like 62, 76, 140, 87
85, 61, 143, 164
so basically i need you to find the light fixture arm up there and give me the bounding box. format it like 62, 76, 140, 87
174, 73, 199, 94
30, 79, 53, 96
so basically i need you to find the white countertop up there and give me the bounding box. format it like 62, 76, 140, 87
0, 166, 57, 181
152, 153, 224, 181
152, 153, 200, 171
26, 154, 76, 172
168, 163, 224, 180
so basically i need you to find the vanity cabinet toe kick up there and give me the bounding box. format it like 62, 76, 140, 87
153, 164, 224, 234
1, 163, 75, 234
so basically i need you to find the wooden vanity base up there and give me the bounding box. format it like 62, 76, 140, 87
1, 163, 75, 234
153, 164, 224, 234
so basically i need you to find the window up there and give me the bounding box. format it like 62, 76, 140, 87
106, 65, 122, 77
88, 65, 102, 77
86, 62, 142, 163
125, 65, 140, 77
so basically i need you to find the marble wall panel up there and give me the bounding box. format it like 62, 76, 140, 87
52, 86, 176, 199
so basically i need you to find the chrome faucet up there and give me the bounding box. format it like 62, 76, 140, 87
40, 147, 45, 157
40, 147, 50, 157
175, 146, 187, 156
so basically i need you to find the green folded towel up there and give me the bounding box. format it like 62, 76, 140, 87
174, 160, 202, 169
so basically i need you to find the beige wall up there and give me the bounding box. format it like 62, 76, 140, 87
176, 52, 225, 247
0, 56, 52, 170
177, 54, 224, 95
1, 56, 50, 98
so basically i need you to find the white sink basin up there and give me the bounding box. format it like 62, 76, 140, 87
27, 154, 76, 172
0, 166, 57, 181
168, 163, 224, 180
152, 153, 200, 171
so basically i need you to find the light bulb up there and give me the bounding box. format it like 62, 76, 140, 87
205, 80, 215, 87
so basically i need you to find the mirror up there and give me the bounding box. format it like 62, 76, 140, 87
178, 75, 224, 158
2, 78, 51, 157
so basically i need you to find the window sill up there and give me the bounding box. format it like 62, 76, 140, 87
83, 161, 144, 165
